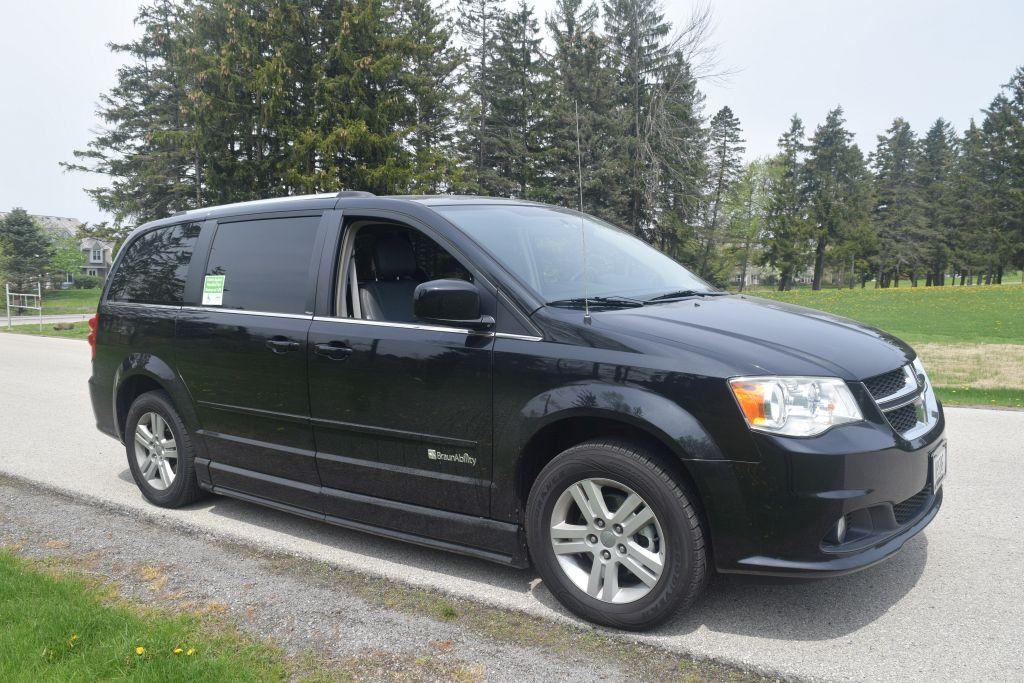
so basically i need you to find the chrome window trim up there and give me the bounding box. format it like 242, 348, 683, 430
313, 315, 485, 335
103, 301, 182, 310
494, 332, 544, 342
181, 305, 313, 320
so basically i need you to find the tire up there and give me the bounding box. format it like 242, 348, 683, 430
124, 389, 204, 508
526, 439, 708, 630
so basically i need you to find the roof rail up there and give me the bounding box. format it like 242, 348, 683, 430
336, 190, 376, 198
171, 210, 187, 216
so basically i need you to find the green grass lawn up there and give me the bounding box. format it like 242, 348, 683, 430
745, 284, 1023, 408
1, 321, 91, 340
0, 550, 287, 681
746, 283, 1024, 346
40, 288, 102, 315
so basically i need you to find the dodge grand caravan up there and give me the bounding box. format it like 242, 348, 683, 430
89, 192, 946, 629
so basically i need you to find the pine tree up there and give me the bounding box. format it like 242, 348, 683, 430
979, 84, 1024, 283
916, 118, 957, 285
539, 0, 618, 215
400, 0, 463, 193
804, 107, 871, 290
601, 0, 671, 233
696, 106, 744, 280
0, 208, 53, 289
483, 0, 545, 198
456, 0, 503, 191
950, 120, 988, 285
761, 115, 812, 291
870, 118, 927, 287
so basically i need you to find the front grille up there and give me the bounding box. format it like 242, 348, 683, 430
886, 403, 918, 433
864, 367, 909, 401
893, 483, 933, 524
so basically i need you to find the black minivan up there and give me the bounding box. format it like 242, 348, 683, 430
89, 192, 946, 629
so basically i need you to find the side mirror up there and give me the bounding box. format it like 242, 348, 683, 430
413, 279, 494, 330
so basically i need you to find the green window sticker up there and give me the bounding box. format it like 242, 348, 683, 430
202, 275, 225, 306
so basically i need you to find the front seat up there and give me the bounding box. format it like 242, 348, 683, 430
359, 234, 420, 322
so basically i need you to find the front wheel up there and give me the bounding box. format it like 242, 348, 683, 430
526, 440, 708, 629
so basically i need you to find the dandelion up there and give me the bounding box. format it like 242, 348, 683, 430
136, 646, 146, 656
186, 648, 195, 656
174, 647, 183, 655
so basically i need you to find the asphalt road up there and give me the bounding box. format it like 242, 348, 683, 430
3, 312, 91, 327
1, 333, 1021, 682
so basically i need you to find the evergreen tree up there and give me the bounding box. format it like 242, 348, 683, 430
804, 107, 871, 290
539, 0, 619, 216
401, 0, 463, 193
456, 0, 503, 191
950, 120, 989, 285
696, 106, 744, 280
916, 118, 957, 285
978, 82, 1024, 283
601, 0, 672, 232
0, 209, 53, 289
870, 118, 926, 287
761, 115, 812, 291
483, 0, 546, 198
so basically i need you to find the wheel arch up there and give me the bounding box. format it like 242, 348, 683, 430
112, 354, 200, 445
510, 384, 727, 531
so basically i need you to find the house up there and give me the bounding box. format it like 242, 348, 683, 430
78, 236, 114, 279
0, 212, 114, 282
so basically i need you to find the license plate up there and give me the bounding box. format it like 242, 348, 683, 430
931, 443, 947, 489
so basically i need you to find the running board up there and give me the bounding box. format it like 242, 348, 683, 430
209, 484, 529, 568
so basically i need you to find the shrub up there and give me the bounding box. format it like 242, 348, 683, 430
74, 274, 102, 289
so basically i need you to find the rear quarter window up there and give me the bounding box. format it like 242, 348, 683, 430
106, 223, 201, 305
204, 216, 320, 314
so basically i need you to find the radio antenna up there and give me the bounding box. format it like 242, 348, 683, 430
575, 100, 591, 325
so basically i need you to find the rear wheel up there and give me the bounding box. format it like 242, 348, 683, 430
125, 390, 203, 508
526, 439, 707, 629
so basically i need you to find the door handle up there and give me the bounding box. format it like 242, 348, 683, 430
314, 341, 353, 360
265, 336, 300, 354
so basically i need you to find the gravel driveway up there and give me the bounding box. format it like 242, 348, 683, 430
1, 333, 1022, 681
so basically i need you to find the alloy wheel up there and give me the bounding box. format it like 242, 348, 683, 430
133, 411, 178, 491
549, 477, 666, 603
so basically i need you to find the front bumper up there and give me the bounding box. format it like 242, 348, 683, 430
693, 409, 946, 578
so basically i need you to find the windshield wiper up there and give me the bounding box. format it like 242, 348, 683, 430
546, 295, 645, 308
645, 289, 728, 303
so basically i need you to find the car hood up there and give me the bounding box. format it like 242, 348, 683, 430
576, 294, 915, 380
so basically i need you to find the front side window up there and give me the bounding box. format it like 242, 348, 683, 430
106, 223, 201, 305
339, 221, 472, 323
205, 216, 319, 314
434, 204, 714, 303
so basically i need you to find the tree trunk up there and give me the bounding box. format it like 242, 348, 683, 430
811, 235, 826, 290
778, 271, 791, 292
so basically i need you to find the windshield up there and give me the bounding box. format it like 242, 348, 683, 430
434, 204, 715, 304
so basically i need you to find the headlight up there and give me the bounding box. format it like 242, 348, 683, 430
728, 376, 863, 437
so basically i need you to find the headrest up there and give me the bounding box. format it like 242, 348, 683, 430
372, 234, 417, 279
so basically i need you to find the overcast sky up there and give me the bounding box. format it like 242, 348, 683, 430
1, 0, 1022, 226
